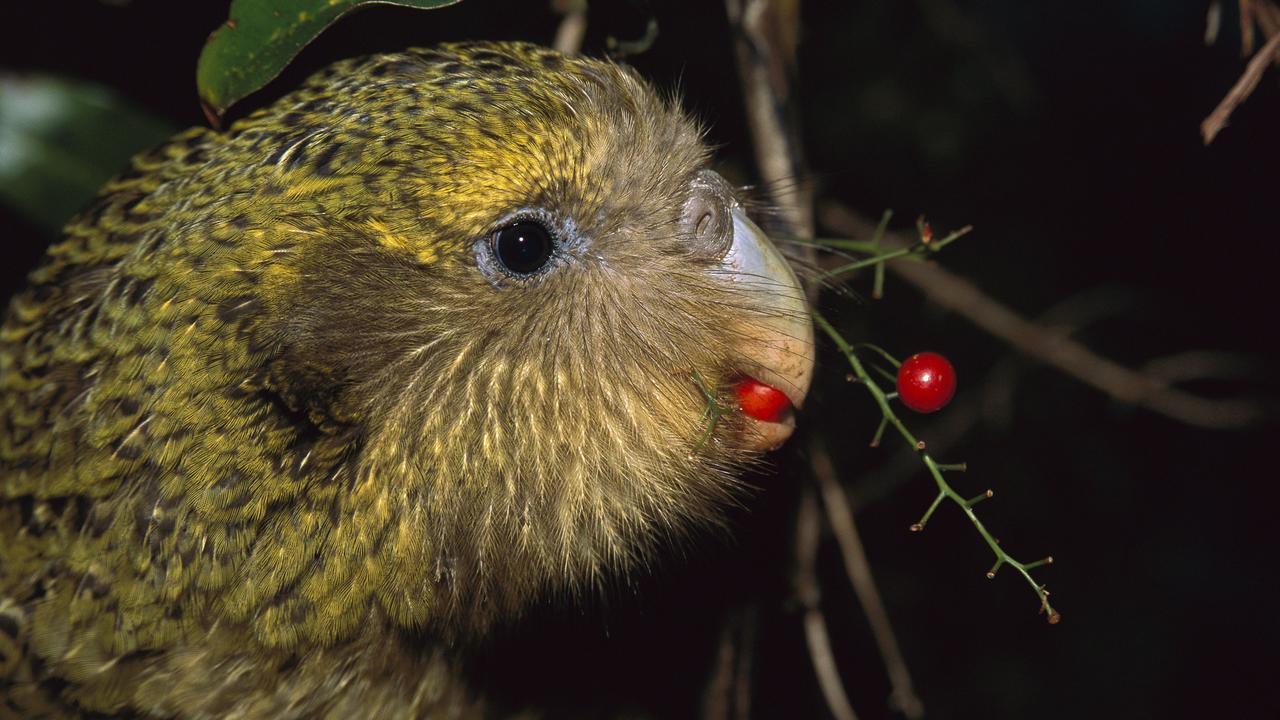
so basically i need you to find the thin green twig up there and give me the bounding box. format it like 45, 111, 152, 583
812, 310, 1060, 624
803, 238, 888, 254
851, 343, 903, 369
871, 209, 892, 300
868, 363, 899, 386
691, 371, 728, 453
817, 224, 973, 280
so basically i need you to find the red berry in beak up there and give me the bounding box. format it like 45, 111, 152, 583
736, 377, 792, 422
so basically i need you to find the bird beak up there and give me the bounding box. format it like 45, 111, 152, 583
722, 206, 816, 451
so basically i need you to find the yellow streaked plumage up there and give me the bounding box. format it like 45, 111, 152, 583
0, 41, 813, 718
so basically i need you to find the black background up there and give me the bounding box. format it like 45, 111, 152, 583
2, 1, 1278, 718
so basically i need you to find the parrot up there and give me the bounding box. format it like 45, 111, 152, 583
0, 41, 815, 718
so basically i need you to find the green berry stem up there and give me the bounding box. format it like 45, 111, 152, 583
912, 489, 948, 530
816, 223, 973, 280
852, 343, 902, 369
803, 238, 886, 254
869, 417, 889, 448
691, 371, 729, 453
812, 310, 1060, 624
964, 488, 993, 505
869, 363, 900, 386
872, 209, 892, 300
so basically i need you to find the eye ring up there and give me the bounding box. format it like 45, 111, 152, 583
490, 219, 556, 277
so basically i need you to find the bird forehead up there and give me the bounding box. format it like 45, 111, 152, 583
323, 44, 708, 233
210, 43, 709, 266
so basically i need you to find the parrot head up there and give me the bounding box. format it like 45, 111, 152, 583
1, 43, 816, 654
236, 43, 817, 635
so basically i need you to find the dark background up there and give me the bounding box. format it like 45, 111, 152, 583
2, 1, 1277, 718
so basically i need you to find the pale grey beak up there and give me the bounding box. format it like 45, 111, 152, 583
722, 205, 816, 450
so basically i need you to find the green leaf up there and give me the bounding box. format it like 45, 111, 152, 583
0, 76, 176, 235
197, 0, 463, 119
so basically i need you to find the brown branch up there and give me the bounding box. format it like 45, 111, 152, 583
819, 202, 1265, 429
811, 439, 925, 720
701, 607, 757, 720
737, 604, 752, 717
724, 4, 929, 716
846, 288, 1249, 512
1140, 350, 1262, 384
703, 620, 736, 720
732, 610, 756, 720
551, 0, 587, 56
725, 0, 813, 238
849, 289, 1135, 508
1203, 27, 1280, 143
1240, 0, 1257, 55
727, 3, 886, 715
1206, 2, 1223, 45
795, 486, 861, 720
1254, 1, 1280, 42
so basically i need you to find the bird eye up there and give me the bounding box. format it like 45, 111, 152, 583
492, 221, 555, 276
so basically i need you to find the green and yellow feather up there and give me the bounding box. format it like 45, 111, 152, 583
0, 42, 789, 718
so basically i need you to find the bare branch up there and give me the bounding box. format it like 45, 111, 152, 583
819, 202, 1265, 429
1240, 0, 1257, 55
1203, 27, 1280, 143
795, 486, 861, 720
701, 608, 757, 720
733, 610, 756, 720
1206, 2, 1222, 45
1140, 350, 1263, 384
812, 439, 925, 720
703, 620, 735, 720
1255, 1, 1280, 41
551, 0, 587, 56
725, 0, 813, 238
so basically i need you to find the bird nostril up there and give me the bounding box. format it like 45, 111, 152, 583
695, 211, 714, 240
682, 185, 732, 259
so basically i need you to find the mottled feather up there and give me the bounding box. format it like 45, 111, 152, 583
0, 42, 786, 718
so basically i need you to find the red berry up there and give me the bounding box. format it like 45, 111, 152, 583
736, 377, 791, 422
896, 352, 956, 413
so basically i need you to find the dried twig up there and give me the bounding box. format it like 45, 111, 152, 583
1140, 350, 1263, 384
725, 2, 934, 713
819, 202, 1265, 429
1203, 18, 1280, 143
1240, 0, 1257, 54
727, 2, 883, 715
551, 0, 588, 56
1206, 1, 1223, 45
795, 486, 861, 720
811, 439, 925, 720
701, 608, 757, 720
725, 0, 813, 238
703, 620, 736, 720
845, 288, 1259, 512
1254, 0, 1280, 41
732, 610, 755, 720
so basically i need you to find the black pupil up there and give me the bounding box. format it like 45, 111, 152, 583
494, 221, 554, 275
